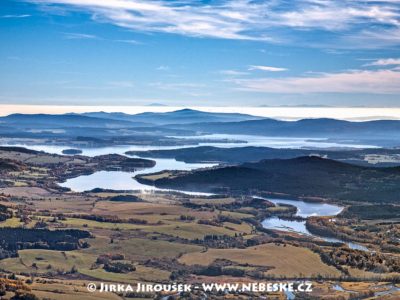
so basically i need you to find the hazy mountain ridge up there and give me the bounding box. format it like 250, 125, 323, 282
80, 109, 264, 125
128, 146, 400, 166
2, 110, 400, 147
162, 117, 400, 138
1, 113, 134, 128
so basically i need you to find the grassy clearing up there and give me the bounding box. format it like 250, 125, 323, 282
0, 249, 94, 273
141, 171, 174, 181
0, 247, 171, 283
141, 222, 242, 239
179, 243, 341, 278
0, 217, 23, 227
92, 201, 218, 222
222, 222, 253, 234
139, 171, 174, 181
33, 198, 96, 214
13, 181, 29, 187
189, 197, 236, 205
61, 218, 149, 230
0, 187, 51, 198
219, 210, 253, 219
80, 236, 202, 260
31, 281, 122, 300
24, 156, 71, 165
93, 201, 191, 217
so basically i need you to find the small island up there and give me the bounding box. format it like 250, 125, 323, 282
62, 148, 83, 155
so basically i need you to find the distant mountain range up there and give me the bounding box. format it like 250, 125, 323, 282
136, 156, 400, 203
1, 109, 400, 147
0, 113, 137, 128
163, 118, 400, 139
79, 109, 263, 125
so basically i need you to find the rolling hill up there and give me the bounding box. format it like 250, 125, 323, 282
136, 156, 400, 203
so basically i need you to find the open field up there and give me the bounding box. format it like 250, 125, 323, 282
0, 147, 399, 299
179, 243, 341, 277
61, 216, 249, 239
31, 281, 122, 300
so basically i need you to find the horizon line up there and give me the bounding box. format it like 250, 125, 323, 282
1, 104, 400, 121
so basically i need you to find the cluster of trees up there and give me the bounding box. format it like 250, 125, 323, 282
321, 248, 400, 273
69, 214, 148, 225
191, 234, 255, 249
0, 276, 37, 300
95, 253, 135, 273
103, 262, 135, 273
307, 217, 400, 253
197, 215, 242, 227
197, 219, 220, 227
193, 265, 245, 277
0, 204, 12, 222
0, 228, 90, 259
96, 253, 125, 264
341, 204, 400, 220
108, 195, 142, 202
164, 257, 272, 280
306, 217, 370, 243
167, 262, 247, 280
0, 158, 25, 173
179, 215, 195, 221
216, 215, 242, 224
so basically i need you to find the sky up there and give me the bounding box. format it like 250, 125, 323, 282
1, 0, 400, 107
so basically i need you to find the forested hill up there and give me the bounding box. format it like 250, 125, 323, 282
128, 146, 400, 167
136, 156, 400, 203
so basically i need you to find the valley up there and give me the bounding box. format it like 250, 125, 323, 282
0, 110, 399, 299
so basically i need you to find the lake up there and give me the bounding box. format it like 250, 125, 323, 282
260, 198, 369, 251
1, 133, 377, 157
59, 157, 217, 195
260, 198, 342, 236
169, 134, 378, 149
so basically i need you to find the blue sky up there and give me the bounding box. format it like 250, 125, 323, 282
1, 0, 400, 107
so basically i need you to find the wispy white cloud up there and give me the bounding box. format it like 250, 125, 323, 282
220, 70, 249, 76
114, 39, 142, 45
63, 32, 99, 39
1, 14, 31, 18
364, 58, 400, 66
231, 69, 400, 94
156, 65, 169, 71
26, 0, 400, 47
275, 2, 400, 30
249, 65, 287, 72
63, 34, 142, 44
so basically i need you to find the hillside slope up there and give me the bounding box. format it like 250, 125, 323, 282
137, 156, 400, 203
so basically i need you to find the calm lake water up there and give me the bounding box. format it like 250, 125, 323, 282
59, 157, 217, 195
260, 198, 369, 251
261, 198, 342, 236
1, 133, 377, 157
169, 134, 378, 149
